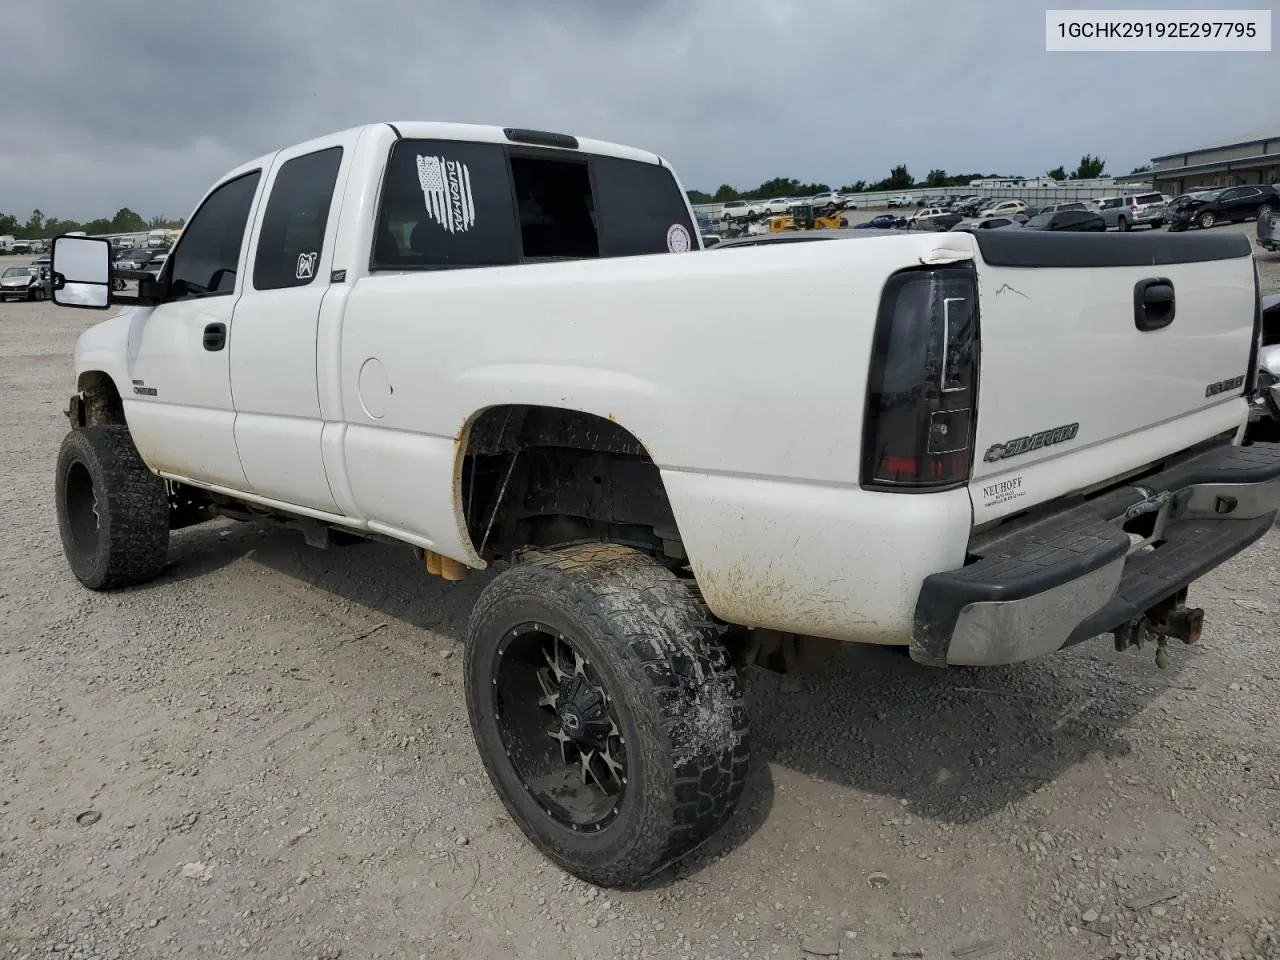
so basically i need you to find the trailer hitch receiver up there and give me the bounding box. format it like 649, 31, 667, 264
1113, 589, 1204, 668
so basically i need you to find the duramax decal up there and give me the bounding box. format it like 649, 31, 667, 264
1205, 375, 1245, 398
983, 422, 1079, 463
416, 155, 476, 234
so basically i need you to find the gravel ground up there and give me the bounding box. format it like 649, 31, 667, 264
1, 229, 1279, 960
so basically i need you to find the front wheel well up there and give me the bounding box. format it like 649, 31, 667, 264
457, 405, 685, 565
74, 371, 126, 426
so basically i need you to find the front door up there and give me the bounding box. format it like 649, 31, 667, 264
124, 166, 265, 489
229, 131, 360, 513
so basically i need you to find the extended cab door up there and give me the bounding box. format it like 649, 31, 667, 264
124, 166, 265, 489
229, 131, 360, 513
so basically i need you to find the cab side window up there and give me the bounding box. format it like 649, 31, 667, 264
253, 147, 343, 290
168, 171, 261, 298
592, 155, 696, 257
372, 139, 520, 269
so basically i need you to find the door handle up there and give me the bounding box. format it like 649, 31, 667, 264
203, 322, 226, 351
1134, 278, 1175, 332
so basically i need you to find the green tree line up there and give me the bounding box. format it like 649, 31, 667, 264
0, 207, 185, 239
688, 154, 1127, 204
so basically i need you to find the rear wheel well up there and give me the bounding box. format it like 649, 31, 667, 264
458, 405, 685, 565
76, 372, 126, 426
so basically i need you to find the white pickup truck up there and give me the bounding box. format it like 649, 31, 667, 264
48, 121, 1280, 888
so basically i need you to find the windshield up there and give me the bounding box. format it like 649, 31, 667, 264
1026, 213, 1055, 228
2, 266, 32, 278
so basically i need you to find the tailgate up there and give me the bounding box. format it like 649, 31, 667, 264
968, 230, 1257, 520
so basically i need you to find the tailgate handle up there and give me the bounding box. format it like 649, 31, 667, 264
1134, 278, 1175, 331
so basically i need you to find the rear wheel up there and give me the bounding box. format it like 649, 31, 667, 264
1150, 219, 1164, 229
464, 543, 748, 887
1198, 211, 1217, 229
55, 426, 170, 590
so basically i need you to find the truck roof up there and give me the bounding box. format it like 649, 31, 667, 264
236, 121, 667, 180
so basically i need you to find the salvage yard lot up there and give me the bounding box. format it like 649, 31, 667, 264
1, 231, 1278, 960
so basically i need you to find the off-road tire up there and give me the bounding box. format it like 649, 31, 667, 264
464, 543, 749, 887
55, 426, 170, 590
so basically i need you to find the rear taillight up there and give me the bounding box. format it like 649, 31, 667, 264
861, 266, 979, 490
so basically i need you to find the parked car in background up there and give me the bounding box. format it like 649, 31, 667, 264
1094, 192, 1167, 231
949, 216, 1016, 232
908, 212, 964, 231
142, 252, 168, 278
977, 199, 1027, 219
113, 248, 153, 271
1167, 184, 1279, 231
1021, 209, 1107, 232
907, 206, 947, 224
695, 213, 720, 247
852, 214, 906, 229
720, 200, 753, 223
759, 197, 793, 216
1038, 201, 1092, 215
0, 264, 49, 301
808, 190, 845, 210
885, 193, 913, 208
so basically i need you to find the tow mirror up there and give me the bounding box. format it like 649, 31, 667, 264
51, 235, 112, 309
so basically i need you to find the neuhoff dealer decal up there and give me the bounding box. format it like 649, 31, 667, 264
983, 422, 1079, 463
416, 155, 476, 234
981, 475, 1026, 509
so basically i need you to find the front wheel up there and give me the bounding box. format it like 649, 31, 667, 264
55, 426, 170, 590
1117, 216, 1130, 232
464, 544, 749, 887
1198, 211, 1217, 229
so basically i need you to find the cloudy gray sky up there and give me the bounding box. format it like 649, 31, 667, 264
2, 0, 1274, 220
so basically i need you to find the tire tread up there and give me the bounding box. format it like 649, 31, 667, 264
466, 543, 748, 886
56, 426, 169, 590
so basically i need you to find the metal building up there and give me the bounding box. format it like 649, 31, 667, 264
1119, 128, 1280, 196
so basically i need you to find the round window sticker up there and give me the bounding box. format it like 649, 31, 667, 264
666, 223, 692, 253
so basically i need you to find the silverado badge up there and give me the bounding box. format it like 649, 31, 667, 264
983, 422, 1079, 463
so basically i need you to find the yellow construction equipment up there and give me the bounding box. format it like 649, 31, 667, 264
766, 203, 847, 233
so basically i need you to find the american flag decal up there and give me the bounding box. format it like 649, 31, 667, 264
416, 155, 476, 234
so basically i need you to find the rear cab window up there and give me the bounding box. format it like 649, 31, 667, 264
372, 138, 697, 270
